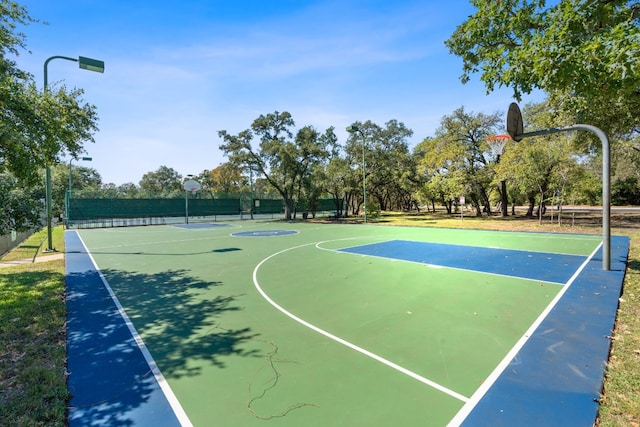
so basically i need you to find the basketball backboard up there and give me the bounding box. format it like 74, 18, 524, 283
507, 102, 524, 142
183, 179, 201, 192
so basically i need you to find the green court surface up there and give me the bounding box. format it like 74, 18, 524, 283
70, 221, 607, 426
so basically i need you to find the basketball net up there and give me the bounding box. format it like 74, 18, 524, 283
486, 134, 510, 160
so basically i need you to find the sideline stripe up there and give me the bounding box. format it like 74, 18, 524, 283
253, 241, 469, 403
446, 242, 601, 426
73, 231, 193, 426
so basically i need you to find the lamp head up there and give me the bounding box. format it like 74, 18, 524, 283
78, 56, 105, 73
346, 125, 360, 133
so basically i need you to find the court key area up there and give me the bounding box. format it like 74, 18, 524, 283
65, 221, 629, 426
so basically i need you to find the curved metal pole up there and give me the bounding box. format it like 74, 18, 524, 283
43, 56, 79, 251
515, 125, 610, 270
67, 158, 74, 229
43, 55, 103, 250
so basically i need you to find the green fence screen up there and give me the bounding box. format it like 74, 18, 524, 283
69, 198, 242, 221
67, 196, 342, 227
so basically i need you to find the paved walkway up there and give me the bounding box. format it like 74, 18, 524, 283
0, 253, 65, 269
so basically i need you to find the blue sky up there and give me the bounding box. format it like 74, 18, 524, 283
15, 0, 543, 186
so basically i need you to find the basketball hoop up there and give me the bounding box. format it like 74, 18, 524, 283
183, 179, 201, 192
486, 134, 510, 159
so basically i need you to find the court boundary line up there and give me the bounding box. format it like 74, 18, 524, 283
317, 240, 567, 286
253, 240, 470, 403
337, 237, 594, 262
446, 241, 601, 426
74, 232, 193, 427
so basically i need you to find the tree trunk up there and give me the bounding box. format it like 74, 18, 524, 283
284, 198, 293, 219
501, 180, 508, 216
526, 196, 535, 217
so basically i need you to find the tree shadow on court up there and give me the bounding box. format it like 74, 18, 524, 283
99, 267, 261, 377
67, 248, 243, 256
66, 267, 259, 426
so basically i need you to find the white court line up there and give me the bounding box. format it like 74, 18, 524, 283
74, 232, 193, 427
253, 241, 469, 403
318, 241, 567, 287
337, 238, 595, 258
446, 242, 602, 427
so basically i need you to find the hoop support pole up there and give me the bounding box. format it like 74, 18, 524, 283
514, 125, 610, 270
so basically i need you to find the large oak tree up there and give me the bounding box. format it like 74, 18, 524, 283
1, 2, 100, 233
445, 0, 639, 137
218, 111, 330, 219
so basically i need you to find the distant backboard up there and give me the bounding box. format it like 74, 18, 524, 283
183, 179, 201, 192
507, 102, 524, 142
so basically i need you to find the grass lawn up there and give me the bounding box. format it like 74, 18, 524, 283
0, 226, 67, 427
0, 214, 638, 426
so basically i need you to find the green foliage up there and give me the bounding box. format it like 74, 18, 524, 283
499, 102, 594, 213
139, 165, 183, 195
612, 177, 640, 205
1, 75, 99, 185
445, 0, 640, 136
1, 2, 100, 233
201, 163, 244, 196
416, 107, 502, 215
0, 172, 42, 234
219, 111, 331, 219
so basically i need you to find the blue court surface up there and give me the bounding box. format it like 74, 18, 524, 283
339, 240, 587, 283
64, 226, 629, 426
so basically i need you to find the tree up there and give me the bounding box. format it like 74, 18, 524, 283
51, 163, 101, 217
294, 127, 338, 217
315, 127, 345, 216
139, 166, 183, 196
367, 120, 416, 211
207, 163, 243, 197
497, 102, 587, 218
445, 0, 640, 137
415, 107, 502, 216
0, 3, 100, 233
0, 3, 99, 184
114, 182, 139, 198
218, 111, 330, 219
0, 172, 41, 233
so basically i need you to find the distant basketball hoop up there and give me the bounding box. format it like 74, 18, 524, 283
183, 179, 201, 193
486, 134, 510, 160
183, 179, 201, 224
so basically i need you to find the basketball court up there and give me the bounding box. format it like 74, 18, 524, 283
65, 221, 629, 426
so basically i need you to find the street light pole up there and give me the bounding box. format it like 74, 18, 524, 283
67, 156, 92, 228
184, 175, 193, 224
43, 55, 104, 251
346, 125, 367, 223
249, 167, 254, 220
